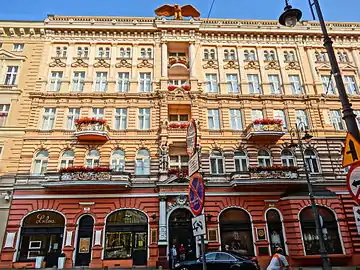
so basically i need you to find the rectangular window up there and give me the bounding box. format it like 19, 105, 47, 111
252, 110, 263, 121
115, 108, 127, 130
247, 74, 261, 94
321, 75, 336, 95
273, 109, 287, 129
4, 66, 18, 85
289, 75, 302, 94
208, 109, 220, 130
41, 108, 56, 130
138, 108, 150, 130
94, 72, 108, 92
268, 75, 281, 94
296, 110, 309, 130
117, 72, 129, 92
139, 73, 152, 92
0, 104, 10, 127
355, 110, 360, 128
77, 47, 89, 58
13, 43, 24, 52
229, 109, 242, 130
234, 153, 248, 172
66, 108, 80, 130
92, 108, 104, 119
169, 155, 189, 171
72, 72, 85, 92
169, 114, 188, 122
344, 75, 358, 95
205, 74, 219, 93
49, 71, 63, 92
226, 74, 239, 94
330, 110, 345, 130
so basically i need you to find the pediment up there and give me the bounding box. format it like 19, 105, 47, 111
339, 63, 357, 71
316, 63, 331, 70
0, 49, 26, 61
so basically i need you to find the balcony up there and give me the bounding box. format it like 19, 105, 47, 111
168, 56, 189, 76
74, 118, 109, 142
246, 119, 285, 142
42, 167, 131, 189
168, 84, 191, 92
230, 166, 298, 186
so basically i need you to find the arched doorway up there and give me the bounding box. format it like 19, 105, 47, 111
266, 209, 286, 254
104, 209, 148, 266
219, 208, 254, 256
300, 206, 343, 255
17, 211, 65, 267
75, 215, 94, 266
169, 208, 196, 261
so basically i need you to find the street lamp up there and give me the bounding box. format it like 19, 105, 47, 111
288, 123, 330, 269
279, 0, 360, 142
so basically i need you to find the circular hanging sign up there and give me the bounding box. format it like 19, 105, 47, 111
347, 162, 360, 204
187, 119, 197, 157
188, 172, 205, 216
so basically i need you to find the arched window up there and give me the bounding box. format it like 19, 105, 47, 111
258, 149, 272, 167
204, 49, 209, 60
234, 151, 248, 172
210, 150, 224, 175
289, 51, 296, 61
224, 49, 229, 60
281, 149, 296, 167
219, 208, 254, 255
300, 206, 342, 255
86, 150, 100, 168
244, 50, 249, 60
119, 47, 125, 58
270, 50, 276, 61
264, 50, 269, 61
210, 49, 216, 60
32, 150, 49, 175
140, 48, 146, 58
284, 51, 289, 62
146, 48, 152, 58
267, 209, 286, 254
230, 49, 236, 60
304, 149, 320, 173
249, 50, 256, 61
105, 210, 148, 260
110, 150, 125, 172
60, 150, 74, 169
136, 149, 150, 175
315, 51, 321, 62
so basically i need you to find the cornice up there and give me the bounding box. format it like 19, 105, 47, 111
27, 91, 162, 99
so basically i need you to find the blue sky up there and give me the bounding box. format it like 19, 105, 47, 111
0, 0, 359, 22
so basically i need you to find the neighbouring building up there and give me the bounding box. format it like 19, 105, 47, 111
1, 8, 360, 269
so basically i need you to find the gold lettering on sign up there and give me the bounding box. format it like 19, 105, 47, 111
36, 214, 56, 225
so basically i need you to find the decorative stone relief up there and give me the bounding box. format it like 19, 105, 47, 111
264, 61, 280, 70
94, 58, 110, 68
285, 61, 301, 70
159, 143, 169, 172
203, 60, 218, 69
71, 58, 89, 68
244, 60, 260, 70
115, 59, 132, 68
167, 195, 188, 212
137, 59, 153, 68
49, 58, 66, 67
223, 60, 239, 69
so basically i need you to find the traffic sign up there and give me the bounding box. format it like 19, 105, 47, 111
346, 163, 360, 204
188, 173, 205, 216
342, 132, 360, 168
354, 206, 360, 234
187, 119, 197, 157
192, 214, 206, 236
188, 151, 200, 177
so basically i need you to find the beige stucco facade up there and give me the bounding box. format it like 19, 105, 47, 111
0, 14, 360, 268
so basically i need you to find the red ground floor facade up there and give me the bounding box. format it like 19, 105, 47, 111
0, 186, 359, 269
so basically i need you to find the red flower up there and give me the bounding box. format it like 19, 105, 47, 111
59, 166, 111, 174
252, 118, 282, 126
168, 85, 178, 91
182, 85, 191, 91
75, 117, 107, 126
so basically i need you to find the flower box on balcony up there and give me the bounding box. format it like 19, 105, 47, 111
59, 166, 112, 181
248, 166, 298, 173
167, 85, 191, 92
168, 168, 189, 177
246, 119, 285, 141
168, 56, 188, 67
75, 117, 107, 126
74, 117, 109, 141
168, 122, 189, 129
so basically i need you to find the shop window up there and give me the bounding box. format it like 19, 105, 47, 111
17, 211, 65, 267
104, 209, 148, 263
219, 208, 254, 256
266, 209, 286, 254
300, 206, 343, 255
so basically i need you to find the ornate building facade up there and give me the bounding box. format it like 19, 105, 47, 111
0, 12, 360, 268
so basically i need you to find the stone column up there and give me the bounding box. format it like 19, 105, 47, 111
89, 223, 104, 268
189, 42, 196, 78
158, 196, 168, 269
161, 42, 168, 78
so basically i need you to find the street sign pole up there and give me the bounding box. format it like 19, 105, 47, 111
200, 235, 207, 270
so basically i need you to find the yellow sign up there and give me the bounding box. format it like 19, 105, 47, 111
342, 133, 360, 168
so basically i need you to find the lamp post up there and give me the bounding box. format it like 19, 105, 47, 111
288, 123, 331, 269
279, 0, 360, 142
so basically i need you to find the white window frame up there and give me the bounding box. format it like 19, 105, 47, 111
226, 74, 239, 94
304, 149, 320, 174
169, 155, 189, 170
248, 74, 261, 94
115, 108, 127, 130
273, 109, 287, 129
258, 149, 272, 167
85, 150, 100, 168
289, 75, 302, 94
117, 72, 129, 92
72, 71, 85, 92
110, 150, 126, 172
94, 72, 108, 92
281, 150, 296, 167
77, 47, 89, 58
0, 104, 10, 127
138, 108, 150, 130
330, 110, 345, 131
252, 110, 264, 121
296, 110, 309, 130
32, 150, 48, 176
354, 110, 360, 128
139, 73, 152, 93
229, 109, 242, 130
92, 108, 104, 120
344, 75, 358, 95
4, 66, 18, 85
210, 151, 225, 175
234, 151, 248, 172
135, 149, 150, 175
205, 74, 219, 93
268, 74, 281, 94
208, 109, 220, 130
13, 43, 24, 52
41, 108, 56, 130
119, 47, 131, 59
66, 108, 80, 130
49, 71, 63, 92
59, 150, 74, 169
321, 75, 336, 95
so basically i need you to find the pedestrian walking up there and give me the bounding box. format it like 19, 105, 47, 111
267, 247, 290, 270
179, 244, 185, 261
170, 245, 178, 269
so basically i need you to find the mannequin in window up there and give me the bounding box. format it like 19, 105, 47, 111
271, 230, 281, 249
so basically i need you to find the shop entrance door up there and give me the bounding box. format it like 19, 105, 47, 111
169, 209, 196, 261
133, 232, 147, 265
75, 216, 94, 266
